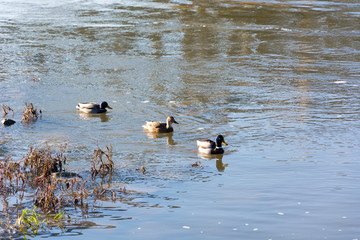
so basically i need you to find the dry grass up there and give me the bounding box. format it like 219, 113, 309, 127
0, 155, 25, 195
0, 145, 88, 213
91, 145, 114, 178
2, 104, 14, 117
21, 102, 41, 124
191, 161, 203, 169
22, 145, 89, 212
0, 144, 130, 239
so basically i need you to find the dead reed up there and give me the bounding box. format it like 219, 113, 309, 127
91, 145, 114, 178
21, 102, 41, 123
93, 185, 117, 202
191, 161, 203, 169
0, 155, 25, 195
23, 145, 66, 182
21, 145, 90, 212
0, 144, 128, 239
2, 104, 14, 117
0, 151, 65, 238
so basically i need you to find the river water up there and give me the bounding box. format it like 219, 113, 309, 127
1, 0, 360, 239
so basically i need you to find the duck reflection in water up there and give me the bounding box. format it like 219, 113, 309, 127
145, 132, 175, 145
198, 153, 228, 172
78, 112, 110, 122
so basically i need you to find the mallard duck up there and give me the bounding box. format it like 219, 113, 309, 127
76, 101, 112, 113
143, 116, 178, 133
197, 135, 228, 154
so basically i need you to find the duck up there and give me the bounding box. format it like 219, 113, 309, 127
197, 135, 227, 154
143, 116, 178, 133
76, 101, 112, 113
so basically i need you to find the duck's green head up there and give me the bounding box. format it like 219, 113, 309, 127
100, 101, 112, 110
216, 135, 227, 147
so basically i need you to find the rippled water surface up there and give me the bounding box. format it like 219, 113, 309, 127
1, 0, 360, 239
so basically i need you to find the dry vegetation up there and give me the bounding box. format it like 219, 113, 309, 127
0, 146, 84, 238
0, 143, 125, 239
21, 102, 41, 124
91, 145, 114, 178
2, 104, 14, 117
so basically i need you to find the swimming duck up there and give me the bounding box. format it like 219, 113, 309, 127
76, 101, 112, 113
197, 135, 227, 154
143, 116, 178, 133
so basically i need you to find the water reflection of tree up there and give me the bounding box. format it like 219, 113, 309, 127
293, 13, 315, 122
182, 5, 259, 60
168, 1, 257, 127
